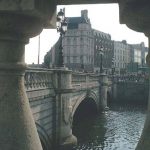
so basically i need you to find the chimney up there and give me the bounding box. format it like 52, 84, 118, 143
81, 10, 88, 19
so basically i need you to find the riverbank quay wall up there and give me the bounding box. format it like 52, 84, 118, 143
25, 68, 108, 149
111, 81, 149, 105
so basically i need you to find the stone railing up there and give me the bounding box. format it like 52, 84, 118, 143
110, 75, 149, 83
25, 69, 101, 91
72, 72, 99, 84
71, 72, 100, 90
89, 74, 99, 82
25, 68, 54, 91
72, 73, 87, 84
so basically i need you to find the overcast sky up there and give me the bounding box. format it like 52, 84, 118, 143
25, 4, 148, 64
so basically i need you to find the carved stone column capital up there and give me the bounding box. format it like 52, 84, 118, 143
118, 1, 150, 149
119, 0, 150, 34
0, 0, 56, 40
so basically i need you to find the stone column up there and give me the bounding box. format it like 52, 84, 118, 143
118, 1, 150, 149
99, 73, 109, 111
53, 68, 77, 150
0, 1, 56, 149
135, 36, 150, 150
112, 80, 117, 101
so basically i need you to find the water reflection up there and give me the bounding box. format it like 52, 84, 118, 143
72, 104, 146, 150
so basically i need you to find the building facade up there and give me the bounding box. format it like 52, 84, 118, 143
48, 10, 114, 73
127, 42, 149, 73
49, 38, 61, 68
47, 10, 148, 75
113, 40, 131, 74
130, 42, 148, 66
93, 29, 114, 73
62, 10, 94, 72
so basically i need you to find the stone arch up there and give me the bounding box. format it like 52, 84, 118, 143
36, 123, 52, 150
72, 90, 99, 138
72, 91, 98, 124
72, 90, 99, 117
88, 90, 99, 106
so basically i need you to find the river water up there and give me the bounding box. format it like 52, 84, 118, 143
72, 104, 146, 150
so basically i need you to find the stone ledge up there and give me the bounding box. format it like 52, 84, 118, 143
0, 0, 57, 28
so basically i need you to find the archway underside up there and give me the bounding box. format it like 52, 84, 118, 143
73, 97, 98, 125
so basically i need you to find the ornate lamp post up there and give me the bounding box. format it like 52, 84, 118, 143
57, 8, 67, 67
80, 55, 84, 72
112, 56, 115, 75
99, 46, 104, 73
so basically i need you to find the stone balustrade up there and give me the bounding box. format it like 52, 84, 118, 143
25, 68, 54, 91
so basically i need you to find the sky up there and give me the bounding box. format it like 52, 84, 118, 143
25, 4, 148, 64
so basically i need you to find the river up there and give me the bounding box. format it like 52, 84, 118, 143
72, 104, 146, 150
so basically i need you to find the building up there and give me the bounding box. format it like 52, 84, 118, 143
113, 40, 131, 74
130, 42, 148, 66
127, 42, 149, 74
62, 10, 94, 72
93, 29, 114, 73
47, 10, 148, 75
48, 10, 114, 73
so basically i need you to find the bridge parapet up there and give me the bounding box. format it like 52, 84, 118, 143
72, 73, 99, 83
25, 68, 54, 91
72, 72, 99, 90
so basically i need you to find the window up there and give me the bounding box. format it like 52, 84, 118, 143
95, 45, 97, 49
67, 56, 70, 63
145, 52, 148, 63
73, 57, 77, 63
134, 49, 141, 64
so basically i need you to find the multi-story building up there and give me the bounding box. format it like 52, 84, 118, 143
49, 38, 61, 67
93, 29, 114, 73
47, 10, 148, 75
130, 42, 148, 66
48, 10, 114, 73
127, 42, 149, 73
113, 40, 131, 74
62, 10, 94, 72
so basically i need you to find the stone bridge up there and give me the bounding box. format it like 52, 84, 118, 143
25, 68, 109, 150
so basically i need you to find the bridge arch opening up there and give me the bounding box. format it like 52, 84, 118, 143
72, 97, 98, 136
36, 123, 52, 150
73, 97, 98, 122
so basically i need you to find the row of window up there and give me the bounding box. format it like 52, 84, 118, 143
94, 32, 111, 40
64, 56, 94, 64
66, 29, 92, 36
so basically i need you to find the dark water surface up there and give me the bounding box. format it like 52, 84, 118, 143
72, 104, 146, 150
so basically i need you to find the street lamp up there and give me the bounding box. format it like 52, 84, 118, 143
99, 46, 104, 73
80, 55, 84, 72
57, 8, 67, 67
112, 56, 115, 75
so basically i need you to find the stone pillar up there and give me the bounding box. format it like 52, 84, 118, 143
118, 1, 150, 149
112, 81, 117, 101
53, 68, 77, 150
0, 1, 56, 149
99, 73, 109, 111
135, 37, 150, 150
